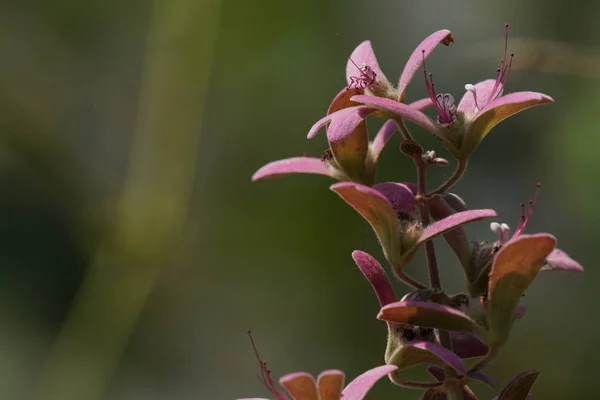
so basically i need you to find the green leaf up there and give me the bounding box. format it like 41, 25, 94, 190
487, 234, 556, 346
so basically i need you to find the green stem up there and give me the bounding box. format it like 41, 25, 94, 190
427, 158, 467, 197
393, 266, 427, 290
394, 117, 414, 141
31, 1, 222, 399
415, 157, 442, 289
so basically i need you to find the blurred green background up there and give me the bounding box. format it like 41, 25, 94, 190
0, 0, 596, 399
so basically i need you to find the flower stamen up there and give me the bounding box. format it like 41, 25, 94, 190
247, 330, 288, 400
464, 24, 514, 112
514, 182, 541, 236
338, 33, 377, 92
348, 63, 377, 92
422, 50, 456, 127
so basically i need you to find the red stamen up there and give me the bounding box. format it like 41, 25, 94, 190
489, 24, 513, 103
422, 50, 456, 126
338, 33, 377, 92
514, 183, 541, 237
248, 330, 287, 400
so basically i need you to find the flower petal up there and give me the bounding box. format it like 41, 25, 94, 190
487, 234, 556, 346
317, 369, 345, 400
370, 119, 397, 161
251, 157, 336, 181
418, 209, 498, 246
429, 198, 473, 268
346, 40, 388, 87
409, 97, 434, 111
279, 372, 318, 400
457, 79, 500, 120
397, 30, 454, 98
450, 331, 489, 359
307, 106, 376, 142
378, 300, 485, 336
373, 182, 416, 214
351, 95, 440, 136
352, 250, 397, 307
331, 182, 401, 264
387, 341, 467, 375
461, 91, 554, 158
496, 370, 539, 400
341, 365, 398, 400
542, 248, 584, 273
327, 89, 371, 183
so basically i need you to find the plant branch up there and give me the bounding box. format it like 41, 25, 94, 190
427, 158, 468, 196
391, 264, 427, 290
414, 156, 442, 289
394, 117, 414, 141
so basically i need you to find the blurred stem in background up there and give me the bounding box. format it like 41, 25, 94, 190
31, 0, 222, 399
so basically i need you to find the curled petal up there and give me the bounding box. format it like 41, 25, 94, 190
279, 372, 317, 400
352, 250, 397, 307
346, 40, 388, 87
487, 234, 556, 345
307, 106, 376, 142
461, 91, 554, 158
317, 370, 345, 400
373, 182, 416, 214
398, 29, 454, 98
370, 120, 397, 161
252, 157, 336, 181
341, 365, 398, 400
542, 248, 584, 273
351, 95, 441, 136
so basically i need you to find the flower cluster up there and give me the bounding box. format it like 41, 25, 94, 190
245, 25, 582, 400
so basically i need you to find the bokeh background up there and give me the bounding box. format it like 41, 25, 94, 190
0, 0, 597, 399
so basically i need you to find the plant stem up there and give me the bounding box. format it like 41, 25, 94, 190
394, 117, 414, 141
427, 158, 467, 196
414, 157, 442, 290
394, 267, 427, 290
414, 153, 457, 364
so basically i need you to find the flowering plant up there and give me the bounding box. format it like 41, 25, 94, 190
246, 25, 582, 400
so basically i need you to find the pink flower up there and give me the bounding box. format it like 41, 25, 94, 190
351, 25, 553, 160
